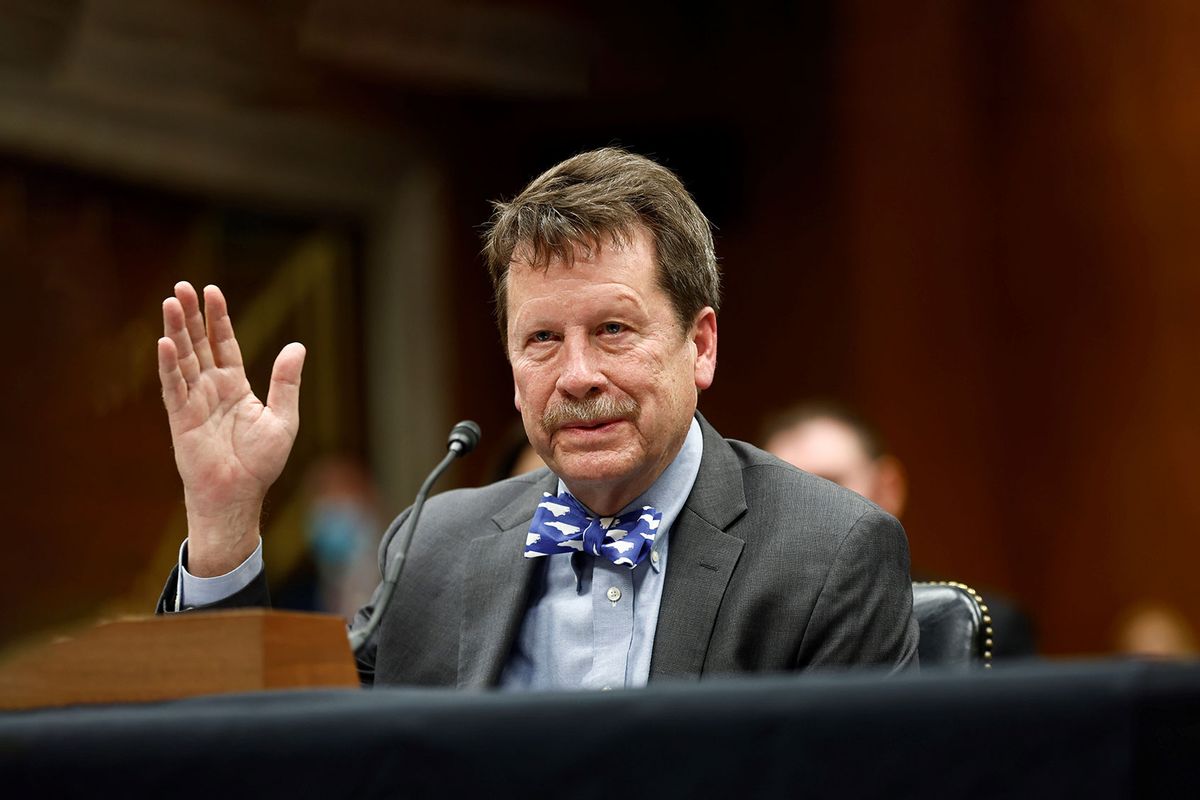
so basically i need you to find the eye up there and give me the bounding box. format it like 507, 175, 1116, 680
601, 322, 625, 335
531, 330, 554, 343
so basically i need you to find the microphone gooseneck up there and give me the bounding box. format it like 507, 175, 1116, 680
348, 420, 481, 656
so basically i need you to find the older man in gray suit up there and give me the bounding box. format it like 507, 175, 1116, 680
156, 148, 918, 688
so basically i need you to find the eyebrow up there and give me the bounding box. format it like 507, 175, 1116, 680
512, 290, 646, 331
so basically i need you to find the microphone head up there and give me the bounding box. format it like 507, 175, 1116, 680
447, 420, 482, 456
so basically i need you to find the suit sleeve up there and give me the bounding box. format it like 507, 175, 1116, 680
796, 508, 920, 672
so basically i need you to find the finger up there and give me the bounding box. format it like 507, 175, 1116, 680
163, 296, 201, 386
266, 343, 306, 430
157, 337, 188, 414
203, 285, 244, 369
174, 281, 215, 371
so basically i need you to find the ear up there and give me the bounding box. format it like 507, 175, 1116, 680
873, 455, 908, 519
690, 307, 718, 390
513, 384, 522, 412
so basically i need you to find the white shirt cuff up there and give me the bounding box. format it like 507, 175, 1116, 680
175, 537, 264, 611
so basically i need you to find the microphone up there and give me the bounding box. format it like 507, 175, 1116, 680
348, 420, 481, 657
447, 420, 481, 456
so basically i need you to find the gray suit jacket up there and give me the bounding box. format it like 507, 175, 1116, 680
160, 414, 918, 685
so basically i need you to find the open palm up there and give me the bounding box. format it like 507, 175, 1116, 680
157, 282, 305, 573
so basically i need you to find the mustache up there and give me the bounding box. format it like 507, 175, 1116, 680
541, 394, 639, 432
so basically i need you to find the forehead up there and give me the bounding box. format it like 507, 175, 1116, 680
505, 228, 660, 311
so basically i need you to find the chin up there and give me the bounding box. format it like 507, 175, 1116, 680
553, 450, 640, 486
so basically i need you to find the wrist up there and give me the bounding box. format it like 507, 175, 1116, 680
183, 496, 264, 577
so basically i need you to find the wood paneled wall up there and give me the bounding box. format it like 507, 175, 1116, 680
829, 1, 1200, 653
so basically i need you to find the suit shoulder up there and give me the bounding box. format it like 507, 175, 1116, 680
411, 468, 550, 540
722, 437, 895, 535
725, 438, 876, 507
426, 468, 547, 509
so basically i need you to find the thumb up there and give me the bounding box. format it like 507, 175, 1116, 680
266, 342, 306, 428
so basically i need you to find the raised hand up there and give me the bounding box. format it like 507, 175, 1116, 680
157, 282, 306, 576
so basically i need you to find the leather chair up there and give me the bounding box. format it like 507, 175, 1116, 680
912, 581, 993, 669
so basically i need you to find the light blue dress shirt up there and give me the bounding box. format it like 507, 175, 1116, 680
499, 417, 703, 691
177, 417, 704, 692
175, 537, 262, 609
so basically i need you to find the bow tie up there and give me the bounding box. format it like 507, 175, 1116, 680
524, 492, 662, 569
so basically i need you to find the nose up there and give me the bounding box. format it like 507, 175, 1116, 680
555, 332, 607, 399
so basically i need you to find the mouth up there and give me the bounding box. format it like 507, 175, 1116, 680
557, 418, 625, 434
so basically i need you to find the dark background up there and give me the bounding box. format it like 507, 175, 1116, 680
2, 1, 1197, 658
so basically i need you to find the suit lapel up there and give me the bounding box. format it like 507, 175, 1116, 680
649, 413, 748, 680
456, 472, 555, 688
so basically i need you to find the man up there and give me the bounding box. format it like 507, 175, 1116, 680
763, 402, 908, 520
764, 400, 1036, 658
156, 148, 918, 687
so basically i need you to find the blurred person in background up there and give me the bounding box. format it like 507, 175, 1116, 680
764, 400, 1038, 660
301, 456, 384, 622
1113, 601, 1199, 659
764, 401, 907, 520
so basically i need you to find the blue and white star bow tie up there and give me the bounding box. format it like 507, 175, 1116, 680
524, 491, 662, 569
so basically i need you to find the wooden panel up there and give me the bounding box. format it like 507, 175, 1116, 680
0, 610, 359, 710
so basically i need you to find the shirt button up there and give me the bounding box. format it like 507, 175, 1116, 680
606, 586, 622, 602
650, 550, 660, 566
601, 686, 612, 692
